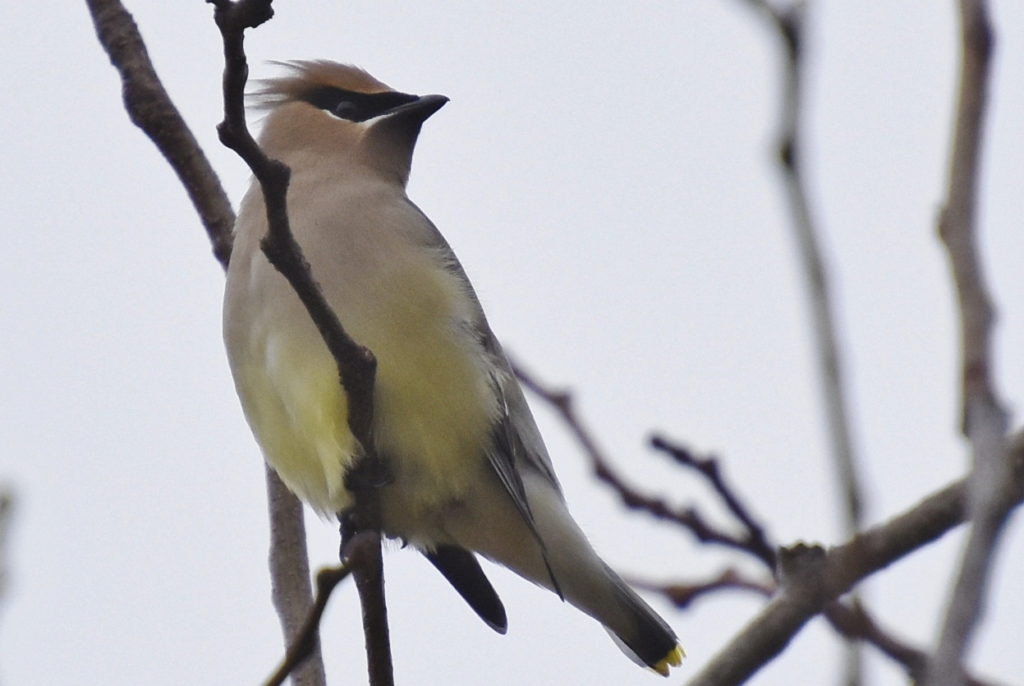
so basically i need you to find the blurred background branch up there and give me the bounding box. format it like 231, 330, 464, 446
736, 3, 866, 682
0, 487, 13, 619
928, 2, 1016, 685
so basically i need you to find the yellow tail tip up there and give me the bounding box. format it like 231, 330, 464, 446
653, 645, 685, 676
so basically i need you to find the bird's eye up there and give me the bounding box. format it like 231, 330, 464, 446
331, 101, 360, 120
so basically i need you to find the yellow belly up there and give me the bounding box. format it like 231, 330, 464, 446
233, 252, 498, 525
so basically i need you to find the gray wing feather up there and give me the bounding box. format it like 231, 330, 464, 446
480, 341, 565, 599
405, 199, 564, 594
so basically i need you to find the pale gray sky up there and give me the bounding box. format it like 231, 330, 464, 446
2, 2, 1022, 685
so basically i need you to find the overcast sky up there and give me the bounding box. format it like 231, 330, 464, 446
2, 2, 1022, 685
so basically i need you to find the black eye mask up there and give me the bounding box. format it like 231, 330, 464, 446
302, 86, 419, 123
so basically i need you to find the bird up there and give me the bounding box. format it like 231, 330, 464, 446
222, 60, 683, 676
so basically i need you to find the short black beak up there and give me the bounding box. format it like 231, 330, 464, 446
387, 93, 449, 123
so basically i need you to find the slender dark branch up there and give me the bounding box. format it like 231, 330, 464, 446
824, 601, 1005, 686
520, 364, 1024, 686
686, 435, 1024, 686
641, 568, 1005, 686
264, 564, 352, 686
85, 0, 234, 268
632, 568, 774, 610
208, 2, 390, 683
209, 0, 378, 453
343, 530, 394, 685
650, 435, 776, 568
513, 362, 761, 556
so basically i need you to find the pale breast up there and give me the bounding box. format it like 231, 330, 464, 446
225, 177, 499, 523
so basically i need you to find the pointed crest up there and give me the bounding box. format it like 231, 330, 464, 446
251, 60, 394, 110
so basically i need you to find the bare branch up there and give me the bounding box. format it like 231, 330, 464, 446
937, 0, 999, 420
632, 568, 774, 610
209, 0, 379, 460
648, 435, 1007, 685
208, 2, 391, 682
824, 601, 1006, 686
928, 5, 1015, 684
686, 435, 1024, 686
264, 564, 351, 686
740, 0, 864, 541
344, 529, 394, 684
737, 3, 867, 681
513, 362, 762, 556
85, 0, 234, 268
518, 358, 1022, 684
650, 436, 776, 568
265, 467, 327, 686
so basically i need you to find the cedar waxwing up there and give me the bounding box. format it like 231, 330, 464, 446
223, 60, 683, 676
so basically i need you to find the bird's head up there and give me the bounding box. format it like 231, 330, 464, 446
253, 61, 448, 186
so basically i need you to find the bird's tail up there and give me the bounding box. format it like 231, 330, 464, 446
595, 564, 684, 676
442, 470, 684, 675
520, 473, 684, 675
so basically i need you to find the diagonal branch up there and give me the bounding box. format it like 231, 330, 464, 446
633, 568, 774, 610
85, 0, 234, 268
264, 564, 351, 686
824, 600, 1006, 686
650, 436, 776, 568
513, 362, 761, 556
686, 434, 1023, 686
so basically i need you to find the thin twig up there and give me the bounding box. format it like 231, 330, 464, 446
513, 362, 761, 556
650, 436, 776, 568
264, 564, 352, 686
208, 3, 391, 683
84, 0, 234, 267
632, 568, 774, 610
928, 4, 1012, 685
937, 0, 999, 423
